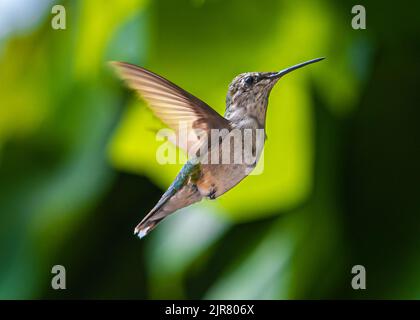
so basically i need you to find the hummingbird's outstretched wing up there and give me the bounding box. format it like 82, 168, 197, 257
111, 61, 230, 154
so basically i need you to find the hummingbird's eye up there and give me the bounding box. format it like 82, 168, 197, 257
244, 76, 254, 86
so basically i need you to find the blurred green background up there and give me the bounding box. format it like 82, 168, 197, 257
0, 0, 419, 299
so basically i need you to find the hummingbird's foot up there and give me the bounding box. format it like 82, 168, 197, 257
208, 188, 217, 200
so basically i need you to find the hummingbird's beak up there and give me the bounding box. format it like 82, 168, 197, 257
268, 57, 325, 79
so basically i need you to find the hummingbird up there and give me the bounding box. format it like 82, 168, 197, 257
111, 57, 324, 239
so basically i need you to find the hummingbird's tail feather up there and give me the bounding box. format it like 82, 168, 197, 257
134, 183, 202, 239
134, 186, 175, 239
134, 218, 162, 239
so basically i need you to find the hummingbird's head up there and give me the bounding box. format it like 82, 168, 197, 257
225, 58, 324, 125
226, 71, 278, 107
